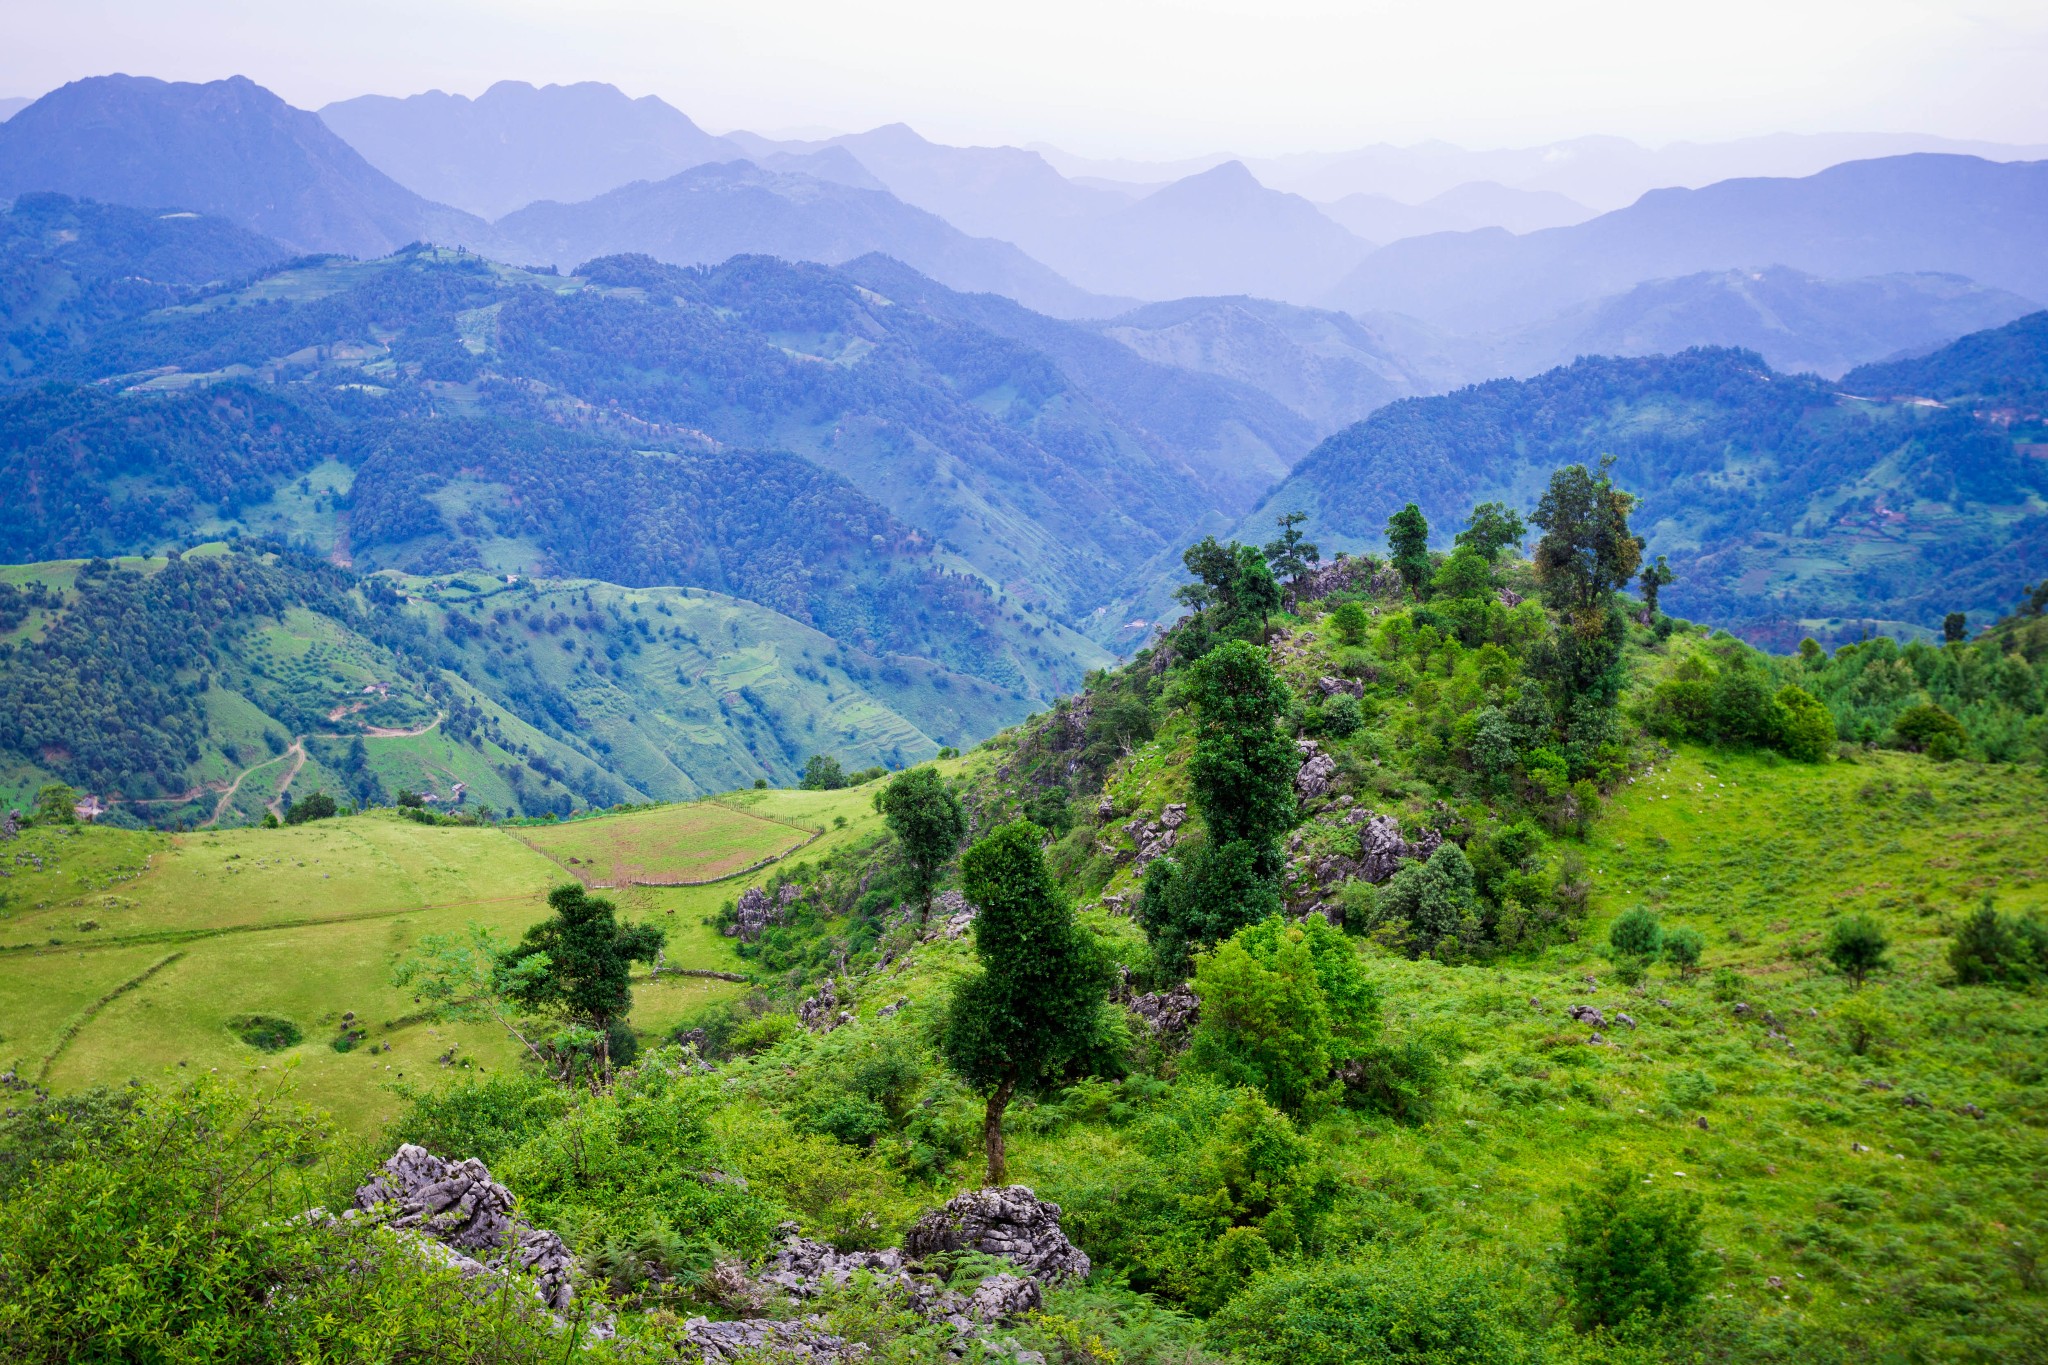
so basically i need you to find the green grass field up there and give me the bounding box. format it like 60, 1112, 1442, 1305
0, 783, 908, 1132
515, 800, 815, 885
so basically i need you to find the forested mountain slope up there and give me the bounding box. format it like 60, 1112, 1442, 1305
1232, 343, 2048, 646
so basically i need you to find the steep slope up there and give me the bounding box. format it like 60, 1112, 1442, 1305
482, 160, 1108, 318
1488, 268, 2041, 380
0, 193, 288, 376
1228, 344, 2048, 643
319, 81, 744, 220
1326, 155, 2048, 332
0, 75, 485, 257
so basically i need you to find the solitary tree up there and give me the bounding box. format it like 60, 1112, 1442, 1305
1558, 1168, 1707, 1330
875, 766, 967, 925
1455, 501, 1526, 563
800, 754, 847, 790
1825, 915, 1891, 987
1385, 503, 1432, 599
1638, 556, 1676, 619
1943, 612, 1967, 643
942, 821, 1112, 1185
30, 783, 79, 826
1263, 510, 1321, 584
1531, 460, 1645, 618
499, 883, 666, 1076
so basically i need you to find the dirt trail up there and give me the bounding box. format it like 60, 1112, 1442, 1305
204, 747, 294, 828
266, 741, 308, 821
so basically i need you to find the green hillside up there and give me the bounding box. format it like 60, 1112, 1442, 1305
1231, 346, 2048, 649
0, 546, 1038, 822
7, 477, 2045, 1362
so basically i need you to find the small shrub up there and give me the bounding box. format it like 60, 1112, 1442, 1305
1609, 908, 1663, 959
226, 1014, 302, 1053
1662, 926, 1704, 975
1208, 1249, 1522, 1365
731, 1013, 798, 1055
1665, 1070, 1717, 1109
1557, 1168, 1708, 1330
1892, 704, 1967, 755
1327, 600, 1370, 648
1709, 966, 1745, 1001
1825, 915, 1891, 987
1833, 993, 1894, 1057
1949, 898, 2048, 986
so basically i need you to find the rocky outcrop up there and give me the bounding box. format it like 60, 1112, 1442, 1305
1127, 983, 1200, 1044
352, 1144, 581, 1315
903, 1187, 1091, 1284
1356, 814, 1440, 883
1121, 810, 1181, 874
1294, 739, 1339, 800
730, 884, 801, 941
798, 977, 853, 1033
1314, 675, 1365, 698
677, 1316, 861, 1362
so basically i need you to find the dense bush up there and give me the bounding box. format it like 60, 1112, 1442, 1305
1208, 1249, 1524, 1365
1557, 1168, 1707, 1330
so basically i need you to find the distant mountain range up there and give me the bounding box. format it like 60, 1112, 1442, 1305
1324, 155, 2048, 331
319, 80, 744, 220
0, 75, 486, 257
1318, 181, 1593, 240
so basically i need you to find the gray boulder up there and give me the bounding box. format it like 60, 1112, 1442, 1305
353, 1144, 580, 1314
904, 1186, 1090, 1284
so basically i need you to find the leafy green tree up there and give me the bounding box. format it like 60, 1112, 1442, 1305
799, 754, 847, 790
1948, 898, 2048, 985
874, 766, 967, 925
1609, 908, 1664, 959
499, 884, 666, 1074
1826, 915, 1891, 987
1892, 704, 1967, 757
1385, 503, 1432, 599
1186, 916, 1379, 1117
1374, 843, 1483, 960
1429, 545, 1494, 601
1455, 501, 1526, 564
1638, 555, 1676, 617
1327, 599, 1369, 646
1184, 640, 1296, 858
941, 821, 1112, 1185
1531, 460, 1645, 618
1558, 1167, 1708, 1330
1774, 684, 1836, 762
1263, 510, 1320, 584
1663, 926, 1704, 976
1177, 537, 1284, 644
30, 783, 78, 826
1944, 611, 1968, 643
283, 791, 336, 825
1141, 842, 1286, 981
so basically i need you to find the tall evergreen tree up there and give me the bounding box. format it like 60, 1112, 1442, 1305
1386, 503, 1432, 599
942, 821, 1112, 1185
1263, 510, 1320, 584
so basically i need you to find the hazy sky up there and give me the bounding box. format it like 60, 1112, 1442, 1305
7, 0, 2047, 156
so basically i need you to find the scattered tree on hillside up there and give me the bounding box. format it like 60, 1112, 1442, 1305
1177, 537, 1283, 643
283, 792, 337, 825
470, 883, 668, 1081
1385, 503, 1432, 599
800, 754, 847, 790
941, 820, 1112, 1185
875, 766, 967, 925
1262, 511, 1320, 585
1638, 555, 1676, 620
1825, 915, 1891, 987
1531, 459, 1644, 618
1455, 501, 1525, 564
1558, 1168, 1707, 1330
1944, 611, 1968, 643
30, 783, 79, 826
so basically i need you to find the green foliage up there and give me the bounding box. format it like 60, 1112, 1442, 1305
1186, 917, 1379, 1117
226, 1013, 302, 1053
1177, 537, 1285, 645
1948, 898, 2048, 986
1892, 704, 1968, 755
942, 820, 1113, 1181
1369, 842, 1483, 961
1140, 840, 1287, 982
1774, 684, 1836, 762
1183, 640, 1296, 857
1264, 510, 1320, 584
874, 766, 967, 920
802, 754, 849, 790
487, 884, 666, 1076
1608, 908, 1664, 960
1662, 926, 1704, 975
1455, 501, 1526, 564
1824, 915, 1891, 987
1386, 503, 1432, 599
1328, 599, 1370, 647
30, 783, 78, 826
1531, 461, 1644, 619
1638, 555, 1676, 617
1557, 1168, 1708, 1331
283, 791, 337, 825
1208, 1249, 1524, 1365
